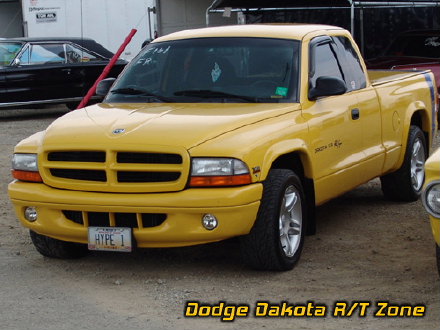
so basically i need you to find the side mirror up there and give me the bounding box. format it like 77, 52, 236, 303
309, 76, 347, 100
11, 58, 21, 67
96, 78, 116, 96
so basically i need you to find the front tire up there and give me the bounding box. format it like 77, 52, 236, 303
30, 230, 89, 259
240, 169, 306, 271
381, 125, 427, 201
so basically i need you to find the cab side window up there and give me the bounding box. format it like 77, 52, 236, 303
309, 39, 344, 89
332, 36, 367, 91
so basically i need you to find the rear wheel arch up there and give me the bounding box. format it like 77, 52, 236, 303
410, 110, 431, 150
381, 125, 427, 201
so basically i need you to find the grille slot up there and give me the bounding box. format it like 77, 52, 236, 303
114, 213, 138, 228
63, 210, 83, 225
117, 171, 180, 183
50, 169, 107, 182
63, 210, 166, 229
142, 213, 167, 227
88, 212, 109, 227
117, 152, 182, 164
48, 151, 106, 162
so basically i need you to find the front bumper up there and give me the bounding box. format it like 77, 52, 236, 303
8, 181, 262, 248
429, 215, 440, 247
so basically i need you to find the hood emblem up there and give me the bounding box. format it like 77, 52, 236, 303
112, 128, 125, 134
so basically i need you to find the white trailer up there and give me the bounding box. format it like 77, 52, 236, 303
20, 0, 155, 61
1, 0, 236, 61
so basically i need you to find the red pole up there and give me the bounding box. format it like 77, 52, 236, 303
76, 28, 137, 109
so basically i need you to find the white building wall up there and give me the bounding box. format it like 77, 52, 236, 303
157, 0, 237, 37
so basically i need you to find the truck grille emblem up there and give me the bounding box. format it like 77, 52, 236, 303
113, 128, 125, 134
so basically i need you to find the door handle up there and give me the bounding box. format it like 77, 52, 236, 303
351, 108, 360, 120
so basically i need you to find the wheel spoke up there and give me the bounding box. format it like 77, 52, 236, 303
412, 140, 420, 157
278, 184, 302, 258
409, 138, 425, 191
411, 172, 418, 187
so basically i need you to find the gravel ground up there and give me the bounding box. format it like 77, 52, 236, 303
0, 107, 439, 330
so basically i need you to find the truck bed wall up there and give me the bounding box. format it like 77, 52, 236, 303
368, 69, 435, 173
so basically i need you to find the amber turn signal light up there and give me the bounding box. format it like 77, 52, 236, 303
12, 170, 43, 183
190, 174, 252, 187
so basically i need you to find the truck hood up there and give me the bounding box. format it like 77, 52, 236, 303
42, 102, 300, 150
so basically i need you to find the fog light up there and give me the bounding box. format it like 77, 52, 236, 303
24, 207, 38, 222
202, 214, 218, 230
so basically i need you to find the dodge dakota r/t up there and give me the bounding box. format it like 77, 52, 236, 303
8, 24, 437, 271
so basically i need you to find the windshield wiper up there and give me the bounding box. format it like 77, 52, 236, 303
111, 87, 172, 102
174, 90, 260, 103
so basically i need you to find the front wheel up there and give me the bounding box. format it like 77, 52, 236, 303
381, 125, 427, 201
240, 169, 306, 271
30, 230, 89, 259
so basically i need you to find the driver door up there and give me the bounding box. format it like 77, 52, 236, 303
302, 36, 366, 203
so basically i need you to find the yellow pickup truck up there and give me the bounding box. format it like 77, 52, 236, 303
422, 149, 440, 276
8, 24, 437, 271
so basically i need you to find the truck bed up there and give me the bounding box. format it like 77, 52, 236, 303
368, 69, 431, 86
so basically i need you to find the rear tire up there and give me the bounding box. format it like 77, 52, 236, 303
381, 125, 427, 201
240, 169, 306, 271
30, 230, 89, 259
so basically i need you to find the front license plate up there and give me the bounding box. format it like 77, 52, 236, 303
88, 227, 132, 252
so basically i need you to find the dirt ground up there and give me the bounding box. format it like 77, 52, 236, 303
0, 107, 439, 330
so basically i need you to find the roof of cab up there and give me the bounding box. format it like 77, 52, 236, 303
154, 24, 345, 42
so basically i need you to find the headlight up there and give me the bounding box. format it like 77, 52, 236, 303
11, 153, 42, 182
423, 181, 440, 217
12, 153, 39, 171
190, 158, 251, 187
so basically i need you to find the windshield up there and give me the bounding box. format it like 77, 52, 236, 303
0, 42, 23, 66
105, 37, 300, 103
385, 35, 440, 58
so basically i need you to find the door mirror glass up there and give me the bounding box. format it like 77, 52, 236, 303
96, 78, 116, 96
309, 76, 347, 100
11, 58, 21, 66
